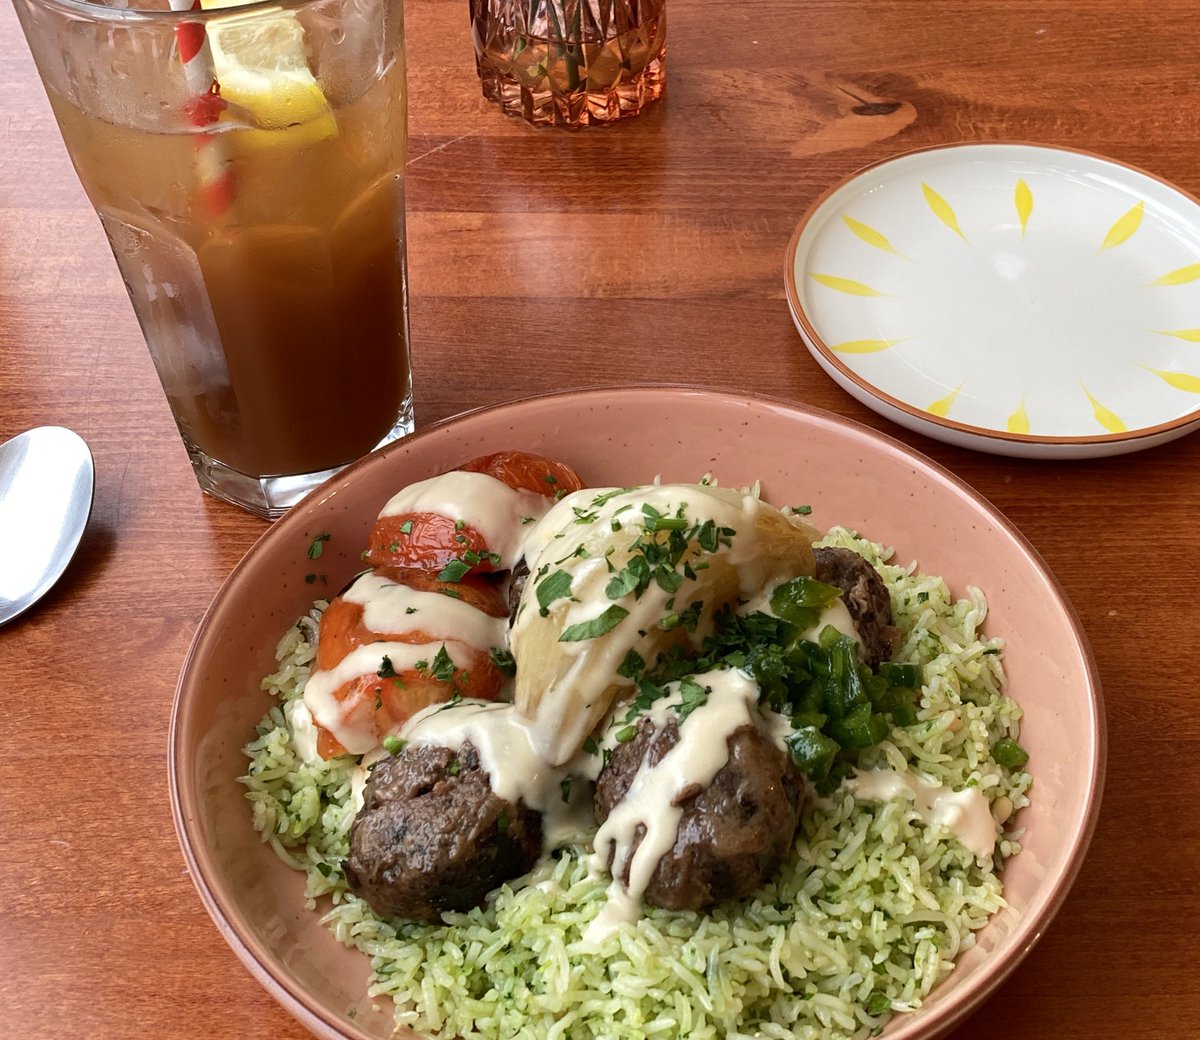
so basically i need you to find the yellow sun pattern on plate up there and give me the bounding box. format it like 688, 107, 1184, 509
1150, 263, 1200, 286
808, 273, 889, 296
831, 339, 906, 354
813, 177, 1200, 437
926, 384, 962, 417
1143, 367, 1200, 393
841, 216, 909, 259
1006, 399, 1031, 434
1099, 201, 1145, 252
1015, 180, 1033, 237
922, 183, 968, 242
1081, 386, 1127, 433
1153, 328, 1200, 342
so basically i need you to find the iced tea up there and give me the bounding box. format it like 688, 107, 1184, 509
15, 0, 413, 517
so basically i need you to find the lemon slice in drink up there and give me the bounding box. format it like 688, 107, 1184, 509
200, 0, 337, 149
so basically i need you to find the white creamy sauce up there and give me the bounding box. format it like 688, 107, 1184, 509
583, 669, 764, 945
344, 571, 507, 650
304, 640, 478, 755
377, 471, 551, 567
511, 484, 813, 766
349, 745, 388, 814
401, 700, 595, 846
848, 768, 996, 858
286, 698, 321, 765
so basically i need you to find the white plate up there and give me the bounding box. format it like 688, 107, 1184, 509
785, 143, 1200, 458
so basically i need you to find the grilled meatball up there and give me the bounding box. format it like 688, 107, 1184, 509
594, 718, 804, 911
813, 546, 898, 668
344, 742, 541, 923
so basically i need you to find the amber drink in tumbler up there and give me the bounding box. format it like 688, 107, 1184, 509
470, 0, 666, 127
14, 0, 413, 518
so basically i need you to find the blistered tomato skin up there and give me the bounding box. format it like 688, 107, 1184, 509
316, 568, 505, 670
315, 649, 505, 760
460, 450, 584, 498
363, 451, 583, 574
364, 512, 497, 573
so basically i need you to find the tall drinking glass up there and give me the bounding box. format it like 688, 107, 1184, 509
13, 0, 413, 519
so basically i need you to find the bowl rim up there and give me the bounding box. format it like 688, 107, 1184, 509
783, 140, 1200, 451
169, 383, 1107, 1040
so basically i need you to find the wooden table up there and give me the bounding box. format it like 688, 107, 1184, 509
2, 0, 1198, 1036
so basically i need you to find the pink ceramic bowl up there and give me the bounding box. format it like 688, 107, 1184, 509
170, 385, 1105, 1040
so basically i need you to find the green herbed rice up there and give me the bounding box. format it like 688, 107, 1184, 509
241, 529, 1032, 1040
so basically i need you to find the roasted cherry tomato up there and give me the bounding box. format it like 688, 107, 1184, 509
363, 451, 582, 574
459, 450, 584, 498
363, 512, 497, 574
315, 644, 504, 760
316, 568, 506, 671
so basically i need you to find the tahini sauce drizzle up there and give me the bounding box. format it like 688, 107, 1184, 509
398, 700, 596, 847
583, 668, 773, 945
848, 769, 997, 858
377, 471, 551, 568
303, 640, 479, 755
511, 484, 812, 766
343, 571, 507, 650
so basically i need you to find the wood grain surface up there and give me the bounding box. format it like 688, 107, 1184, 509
2, 0, 1199, 1037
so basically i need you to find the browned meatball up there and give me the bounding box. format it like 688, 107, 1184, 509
813, 545, 898, 668
344, 742, 542, 923
594, 718, 804, 911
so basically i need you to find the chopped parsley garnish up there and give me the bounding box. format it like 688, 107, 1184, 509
382, 734, 407, 756
519, 515, 536, 525
790, 504, 814, 516
489, 646, 517, 677
536, 569, 574, 615
377, 655, 397, 678
427, 645, 456, 682
560, 776, 573, 803
605, 560, 646, 600
398, 519, 414, 535
617, 648, 645, 680
559, 605, 629, 642
306, 533, 330, 559
304, 573, 317, 584
660, 601, 702, 632
675, 677, 708, 722
405, 606, 418, 615
464, 549, 503, 568
615, 725, 637, 743
454, 519, 466, 531
437, 559, 471, 583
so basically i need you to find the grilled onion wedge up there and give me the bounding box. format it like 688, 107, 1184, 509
510, 483, 819, 765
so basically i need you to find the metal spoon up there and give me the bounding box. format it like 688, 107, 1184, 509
0, 426, 95, 626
